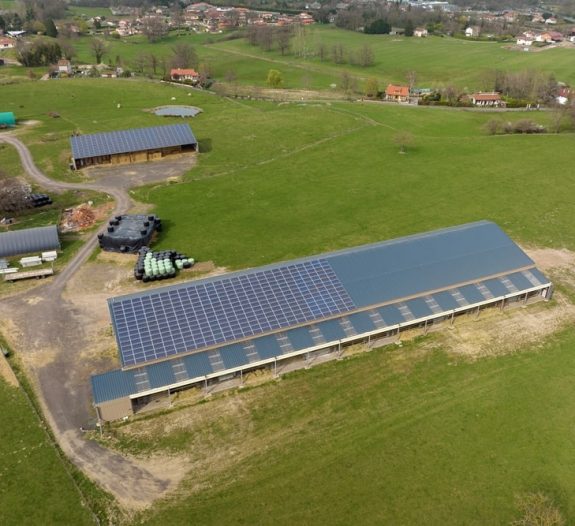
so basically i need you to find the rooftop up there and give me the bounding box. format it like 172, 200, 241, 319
70, 123, 197, 160
109, 221, 538, 369
93, 221, 551, 405
0, 225, 60, 258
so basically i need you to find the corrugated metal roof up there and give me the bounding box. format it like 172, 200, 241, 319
0, 225, 60, 258
328, 221, 534, 307
70, 123, 197, 160
91, 223, 553, 406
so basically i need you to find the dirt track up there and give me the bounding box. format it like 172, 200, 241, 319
0, 134, 190, 510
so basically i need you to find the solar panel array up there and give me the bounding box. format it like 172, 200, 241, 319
93, 267, 552, 404
70, 123, 197, 160
110, 259, 356, 367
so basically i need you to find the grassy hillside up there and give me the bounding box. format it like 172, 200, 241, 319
2, 79, 573, 268
67, 26, 575, 90
111, 327, 575, 525
3, 78, 575, 525
0, 377, 95, 525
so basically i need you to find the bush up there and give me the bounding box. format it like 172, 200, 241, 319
511, 492, 565, 526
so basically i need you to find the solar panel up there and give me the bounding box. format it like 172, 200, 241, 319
70, 123, 197, 160
111, 259, 356, 367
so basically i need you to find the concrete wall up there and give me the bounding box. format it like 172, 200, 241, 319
98, 397, 133, 421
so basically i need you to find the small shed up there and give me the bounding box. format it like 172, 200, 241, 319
0, 225, 60, 258
0, 112, 16, 128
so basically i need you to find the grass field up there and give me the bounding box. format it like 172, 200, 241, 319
3, 76, 575, 524
2, 79, 574, 268
0, 376, 95, 525
98, 326, 575, 525
66, 26, 575, 90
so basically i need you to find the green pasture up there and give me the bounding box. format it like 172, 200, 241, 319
1, 79, 572, 269
207, 26, 575, 88
121, 326, 575, 525
0, 0, 15, 10
62, 26, 575, 91
3, 78, 575, 524
66, 5, 114, 19
0, 377, 94, 525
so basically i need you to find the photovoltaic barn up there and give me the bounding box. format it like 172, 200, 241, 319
91, 221, 553, 421
70, 123, 198, 170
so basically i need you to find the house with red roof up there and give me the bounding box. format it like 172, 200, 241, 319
470, 92, 505, 107
385, 84, 410, 103
170, 68, 199, 83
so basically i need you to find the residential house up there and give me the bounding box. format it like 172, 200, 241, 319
465, 26, 480, 37
516, 33, 534, 46
414, 27, 428, 37
0, 37, 14, 49
170, 68, 199, 83
557, 87, 570, 105
385, 84, 410, 103
57, 59, 73, 75
297, 12, 315, 25
470, 92, 505, 107
545, 17, 557, 25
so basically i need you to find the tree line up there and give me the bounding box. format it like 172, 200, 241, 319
246, 25, 375, 67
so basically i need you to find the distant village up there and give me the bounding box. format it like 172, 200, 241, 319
1, 0, 575, 106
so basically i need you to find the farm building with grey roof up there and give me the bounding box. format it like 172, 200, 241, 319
91, 221, 552, 421
70, 123, 197, 170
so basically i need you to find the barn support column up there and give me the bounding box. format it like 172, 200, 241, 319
450, 311, 455, 327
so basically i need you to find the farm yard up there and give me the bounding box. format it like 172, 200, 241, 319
2, 28, 575, 525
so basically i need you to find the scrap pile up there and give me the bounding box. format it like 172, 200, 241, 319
61, 204, 96, 232
134, 247, 194, 282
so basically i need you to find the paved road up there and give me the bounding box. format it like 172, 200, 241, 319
0, 134, 176, 510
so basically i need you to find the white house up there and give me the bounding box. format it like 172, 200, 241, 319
516, 33, 534, 46
414, 27, 428, 37
465, 26, 480, 37
57, 59, 73, 75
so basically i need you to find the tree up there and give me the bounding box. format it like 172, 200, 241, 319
267, 69, 283, 88
317, 42, 328, 62
331, 43, 346, 64
58, 38, 76, 61
91, 38, 107, 64
339, 71, 357, 96
357, 44, 374, 67
44, 18, 57, 38
142, 16, 168, 43
485, 119, 500, 135
405, 19, 415, 37
406, 70, 417, 90
16, 39, 61, 67
393, 131, 414, 154
147, 53, 159, 75
276, 26, 292, 56
364, 19, 391, 34
364, 77, 379, 98
132, 52, 148, 74
170, 43, 198, 69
